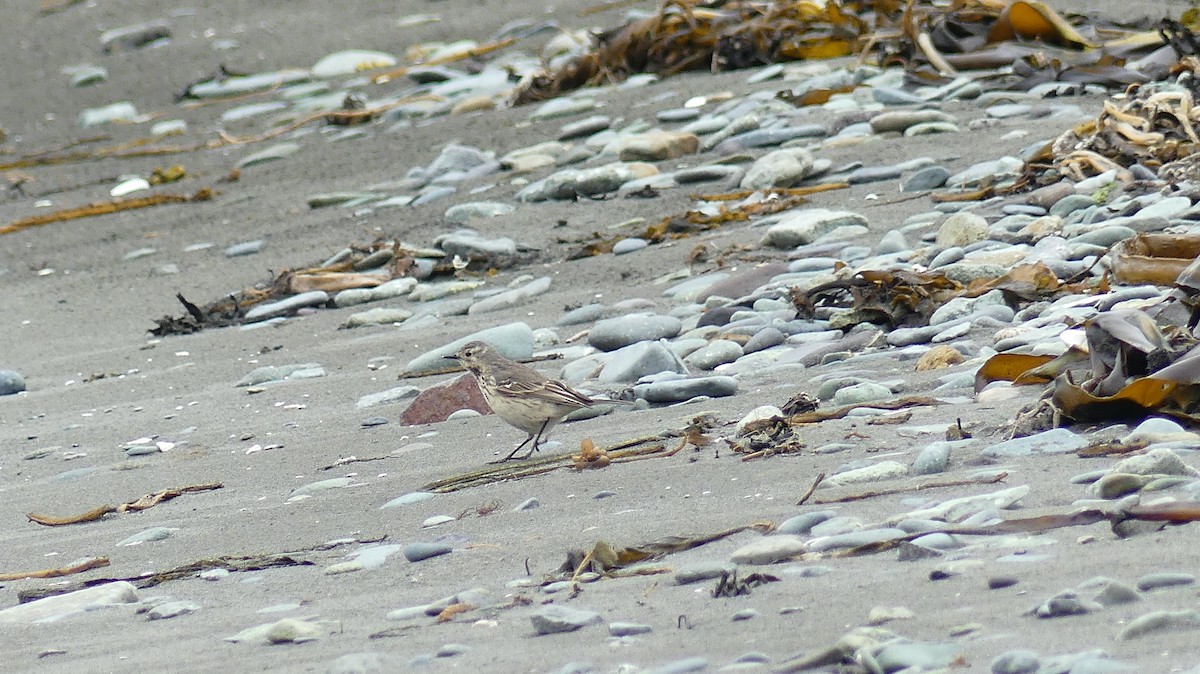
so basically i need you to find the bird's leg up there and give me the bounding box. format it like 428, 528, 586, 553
495, 432, 537, 463
517, 419, 553, 460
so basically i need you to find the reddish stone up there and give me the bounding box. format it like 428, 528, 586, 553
399, 373, 492, 425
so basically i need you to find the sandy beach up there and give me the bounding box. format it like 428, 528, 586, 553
3, 0, 1200, 672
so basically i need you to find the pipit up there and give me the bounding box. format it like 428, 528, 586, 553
447, 340, 599, 462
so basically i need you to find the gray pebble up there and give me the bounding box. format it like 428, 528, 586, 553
685, 340, 743, 370
982, 428, 1086, 457
874, 642, 964, 672
612, 238, 648, 255
675, 561, 736, 584
731, 609, 758, 621
404, 542, 452, 562
589, 314, 682, 351
147, 600, 200, 620
558, 303, 606, 326
1136, 572, 1195, 591
646, 657, 708, 674
380, 492, 435, 509
118, 527, 175, 546
633, 376, 737, 402
224, 239, 267, 257
435, 643, 469, 658
0, 370, 26, 396
777, 511, 836, 535
514, 497, 541, 511
530, 605, 602, 635
730, 536, 806, 564
1119, 609, 1200, 640
990, 650, 1040, 674
609, 621, 652, 636
913, 441, 955, 475
1033, 591, 1098, 618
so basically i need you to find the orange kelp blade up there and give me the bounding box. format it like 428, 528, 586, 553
1052, 375, 1200, 423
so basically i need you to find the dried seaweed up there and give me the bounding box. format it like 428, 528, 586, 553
150, 237, 514, 336
565, 189, 825, 260
420, 434, 677, 493
1, 189, 213, 235
1022, 60, 1200, 186
557, 520, 775, 579
0, 557, 109, 582
513, 0, 1164, 105
713, 569, 780, 597
794, 262, 1109, 332
26, 483, 223, 526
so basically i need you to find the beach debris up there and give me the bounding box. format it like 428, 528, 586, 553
557, 520, 775, 579
811, 472, 1009, 505
981, 307, 1200, 427
420, 434, 674, 493
731, 412, 805, 459
0, 189, 213, 236
513, 0, 1166, 105
712, 569, 780, 597
0, 557, 110, 582
1025, 62, 1200, 184
26, 483, 223, 526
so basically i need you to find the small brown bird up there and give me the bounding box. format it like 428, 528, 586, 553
447, 340, 599, 462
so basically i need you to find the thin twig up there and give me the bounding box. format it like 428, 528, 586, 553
796, 472, 826, 505
812, 472, 1007, 504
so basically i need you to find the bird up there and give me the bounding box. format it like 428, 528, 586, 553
446, 341, 600, 462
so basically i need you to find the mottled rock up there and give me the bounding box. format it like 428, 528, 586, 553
400, 373, 490, 425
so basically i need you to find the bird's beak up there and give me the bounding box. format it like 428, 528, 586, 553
444, 354, 460, 361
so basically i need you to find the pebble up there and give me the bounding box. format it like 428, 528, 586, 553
530, 605, 602, 635
225, 617, 322, 644
79, 101, 139, 127
224, 240, 267, 257
380, 491, 435, 509
288, 477, 353, 500
1135, 572, 1195, 591
117, 527, 176, 546
633, 375, 737, 402
588, 314, 683, 351
469, 277, 551, 315
1119, 609, 1200, 640
146, 600, 200, 620
0, 581, 139, 624
982, 428, 1087, 457
991, 650, 1040, 674
739, 148, 814, 189
0, 370, 26, 395
729, 535, 806, 564
404, 542, 452, 562
912, 441, 955, 475
101, 21, 170, 52
675, 561, 737, 584
311, 50, 397, 77
647, 657, 708, 674
237, 362, 326, 386
609, 621, 653, 636
404, 322, 533, 373
764, 209, 869, 248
